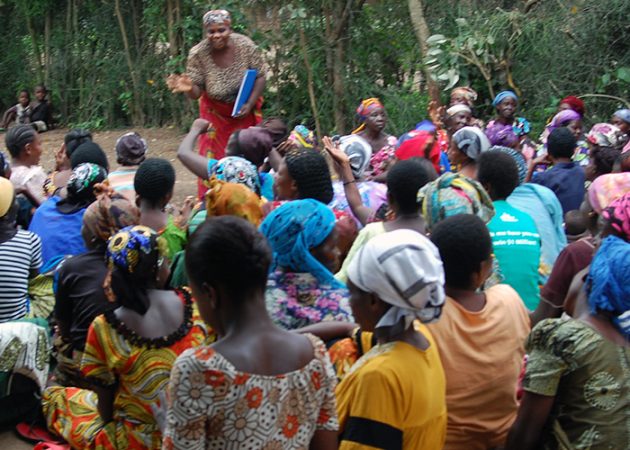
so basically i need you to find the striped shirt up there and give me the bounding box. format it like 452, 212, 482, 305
0, 230, 43, 323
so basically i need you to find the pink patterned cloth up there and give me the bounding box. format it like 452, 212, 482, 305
368, 135, 398, 177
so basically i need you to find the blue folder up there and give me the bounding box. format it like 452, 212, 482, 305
232, 69, 258, 117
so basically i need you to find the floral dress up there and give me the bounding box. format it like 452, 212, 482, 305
265, 271, 352, 330
42, 290, 213, 449
163, 334, 339, 449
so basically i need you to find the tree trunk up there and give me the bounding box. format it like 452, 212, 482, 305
114, 0, 145, 124
44, 9, 51, 86
408, 0, 441, 104
25, 15, 44, 83
298, 25, 322, 139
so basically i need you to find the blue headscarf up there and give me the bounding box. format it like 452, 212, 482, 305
614, 109, 630, 125
260, 199, 344, 289
492, 90, 518, 108
586, 235, 630, 339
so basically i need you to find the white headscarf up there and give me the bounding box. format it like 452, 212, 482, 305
340, 134, 372, 179
452, 126, 491, 161
446, 104, 472, 118
347, 229, 445, 335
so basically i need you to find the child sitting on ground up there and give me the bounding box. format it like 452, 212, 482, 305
30, 85, 53, 132
1, 90, 32, 130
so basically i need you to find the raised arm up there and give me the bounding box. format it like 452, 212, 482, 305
177, 119, 214, 180
322, 136, 374, 226
167, 74, 202, 100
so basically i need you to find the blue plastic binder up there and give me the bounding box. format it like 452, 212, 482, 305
231, 69, 258, 117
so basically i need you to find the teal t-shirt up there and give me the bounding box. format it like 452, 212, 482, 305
488, 200, 541, 310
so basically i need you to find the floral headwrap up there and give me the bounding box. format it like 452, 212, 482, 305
588, 173, 630, 215
288, 125, 316, 149
586, 235, 630, 339
57, 163, 108, 214
602, 193, 630, 241
587, 123, 625, 149
419, 172, 495, 231
450, 87, 478, 106
260, 199, 344, 289
104, 225, 166, 315
207, 156, 261, 196
205, 177, 263, 226
203, 9, 231, 26
352, 98, 384, 134
492, 90, 518, 108
82, 183, 140, 243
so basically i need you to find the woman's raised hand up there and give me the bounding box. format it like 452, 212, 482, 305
167, 74, 194, 93
322, 136, 350, 165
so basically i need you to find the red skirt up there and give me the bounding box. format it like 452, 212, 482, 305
197, 93, 263, 197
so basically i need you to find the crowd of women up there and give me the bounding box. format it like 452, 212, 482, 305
0, 8, 629, 450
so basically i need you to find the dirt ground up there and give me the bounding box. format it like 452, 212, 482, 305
1, 126, 197, 204
0, 127, 194, 449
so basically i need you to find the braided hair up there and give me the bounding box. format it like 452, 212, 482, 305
5, 125, 37, 158
134, 158, 176, 207
284, 147, 333, 204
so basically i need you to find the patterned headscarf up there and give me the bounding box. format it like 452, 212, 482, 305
104, 225, 165, 315
57, 163, 108, 214
453, 126, 492, 160
450, 87, 478, 106
352, 98, 385, 134
491, 146, 527, 185
205, 177, 263, 226
287, 125, 316, 149
587, 123, 625, 149
613, 109, 630, 125
339, 135, 372, 179
208, 156, 261, 196
602, 193, 630, 241
492, 90, 518, 107
419, 172, 495, 231
559, 96, 585, 117
586, 235, 630, 339
203, 9, 231, 26
485, 121, 518, 147
82, 183, 140, 243
587, 173, 630, 215
260, 199, 343, 289
347, 229, 445, 335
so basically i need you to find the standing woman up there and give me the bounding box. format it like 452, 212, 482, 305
167, 10, 266, 196
352, 98, 398, 178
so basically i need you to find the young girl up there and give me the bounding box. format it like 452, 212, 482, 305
4, 125, 47, 226
1, 90, 32, 129
134, 158, 193, 261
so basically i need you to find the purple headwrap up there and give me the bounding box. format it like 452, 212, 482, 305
546, 109, 581, 135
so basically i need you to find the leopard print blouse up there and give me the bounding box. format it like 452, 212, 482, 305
186, 33, 266, 103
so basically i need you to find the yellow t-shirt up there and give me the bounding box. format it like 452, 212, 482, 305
427, 284, 530, 450
335, 324, 447, 450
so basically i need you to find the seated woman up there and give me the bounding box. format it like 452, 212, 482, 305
53, 184, 139, 385
44, 129, 93, 197
337, 229, 447, 449
611, 108, 630, 153
43, 225, 212, 448
446, 126, 491, 179
485, 90, 535, 160
29, 163, 107, 267
334, 157, 436, 283
176, 119, 273, 199
0, 178, 42, 323
351, 98, 398, 178
164, 216, 339, 449
107, 132, 148, 203
326, 136, 388, 227
507, 233, 630, 450
430, 214, 530, 450
134, 158, 191, 261
260, 199, 352, 330
167, 177, 263, 289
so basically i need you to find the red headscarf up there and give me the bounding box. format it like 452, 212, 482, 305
560, 96, 585, 117
395, 131, 441, 173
